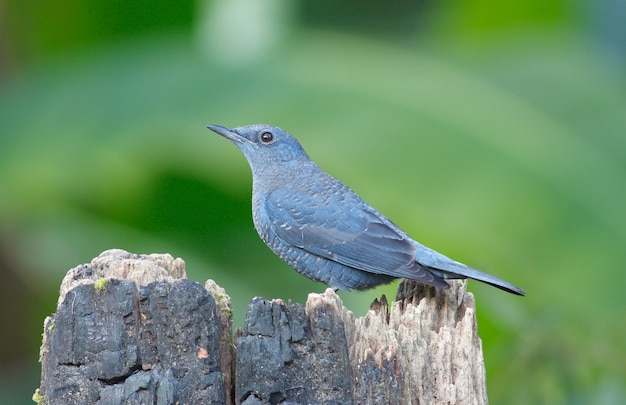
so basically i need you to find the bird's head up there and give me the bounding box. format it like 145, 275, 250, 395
207, 124, 311, 169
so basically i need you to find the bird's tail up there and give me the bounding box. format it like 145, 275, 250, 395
415, 243, 525, 296
431, 264, 525, 296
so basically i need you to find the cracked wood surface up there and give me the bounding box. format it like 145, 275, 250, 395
38, 250, 487, 405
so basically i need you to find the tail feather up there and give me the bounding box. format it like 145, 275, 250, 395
431, 264, 525, 296
415, 243, 525, 296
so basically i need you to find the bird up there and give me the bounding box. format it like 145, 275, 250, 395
207, 124, 525, 296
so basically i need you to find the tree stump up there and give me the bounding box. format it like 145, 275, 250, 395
37, 250, 487, 405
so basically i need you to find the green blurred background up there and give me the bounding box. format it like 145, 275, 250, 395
1, 0, 624, 403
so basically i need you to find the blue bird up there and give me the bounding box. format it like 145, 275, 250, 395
208, 124, 525, 295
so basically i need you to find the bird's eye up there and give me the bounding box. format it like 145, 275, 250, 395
260, 131, 274, 143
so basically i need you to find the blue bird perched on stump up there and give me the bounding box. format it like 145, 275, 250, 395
207, 124, 525, 296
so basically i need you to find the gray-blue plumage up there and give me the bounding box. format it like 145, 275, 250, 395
207, 124, 525, 295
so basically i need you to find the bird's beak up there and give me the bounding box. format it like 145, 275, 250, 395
206, 124, 244, 143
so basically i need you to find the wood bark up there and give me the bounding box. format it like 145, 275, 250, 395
37, 250, 487, 405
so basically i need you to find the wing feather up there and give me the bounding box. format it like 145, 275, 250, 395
266, 186, 418, 277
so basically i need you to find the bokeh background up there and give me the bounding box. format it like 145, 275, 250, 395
1, 0, 625, 403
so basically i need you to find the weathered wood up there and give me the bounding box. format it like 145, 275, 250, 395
236, 281, 486, 405
37, 249, 233, 405
235, 296, 353, 404
38, 250, 487, 405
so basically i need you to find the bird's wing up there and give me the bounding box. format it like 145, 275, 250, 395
266, 186, 438, 281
